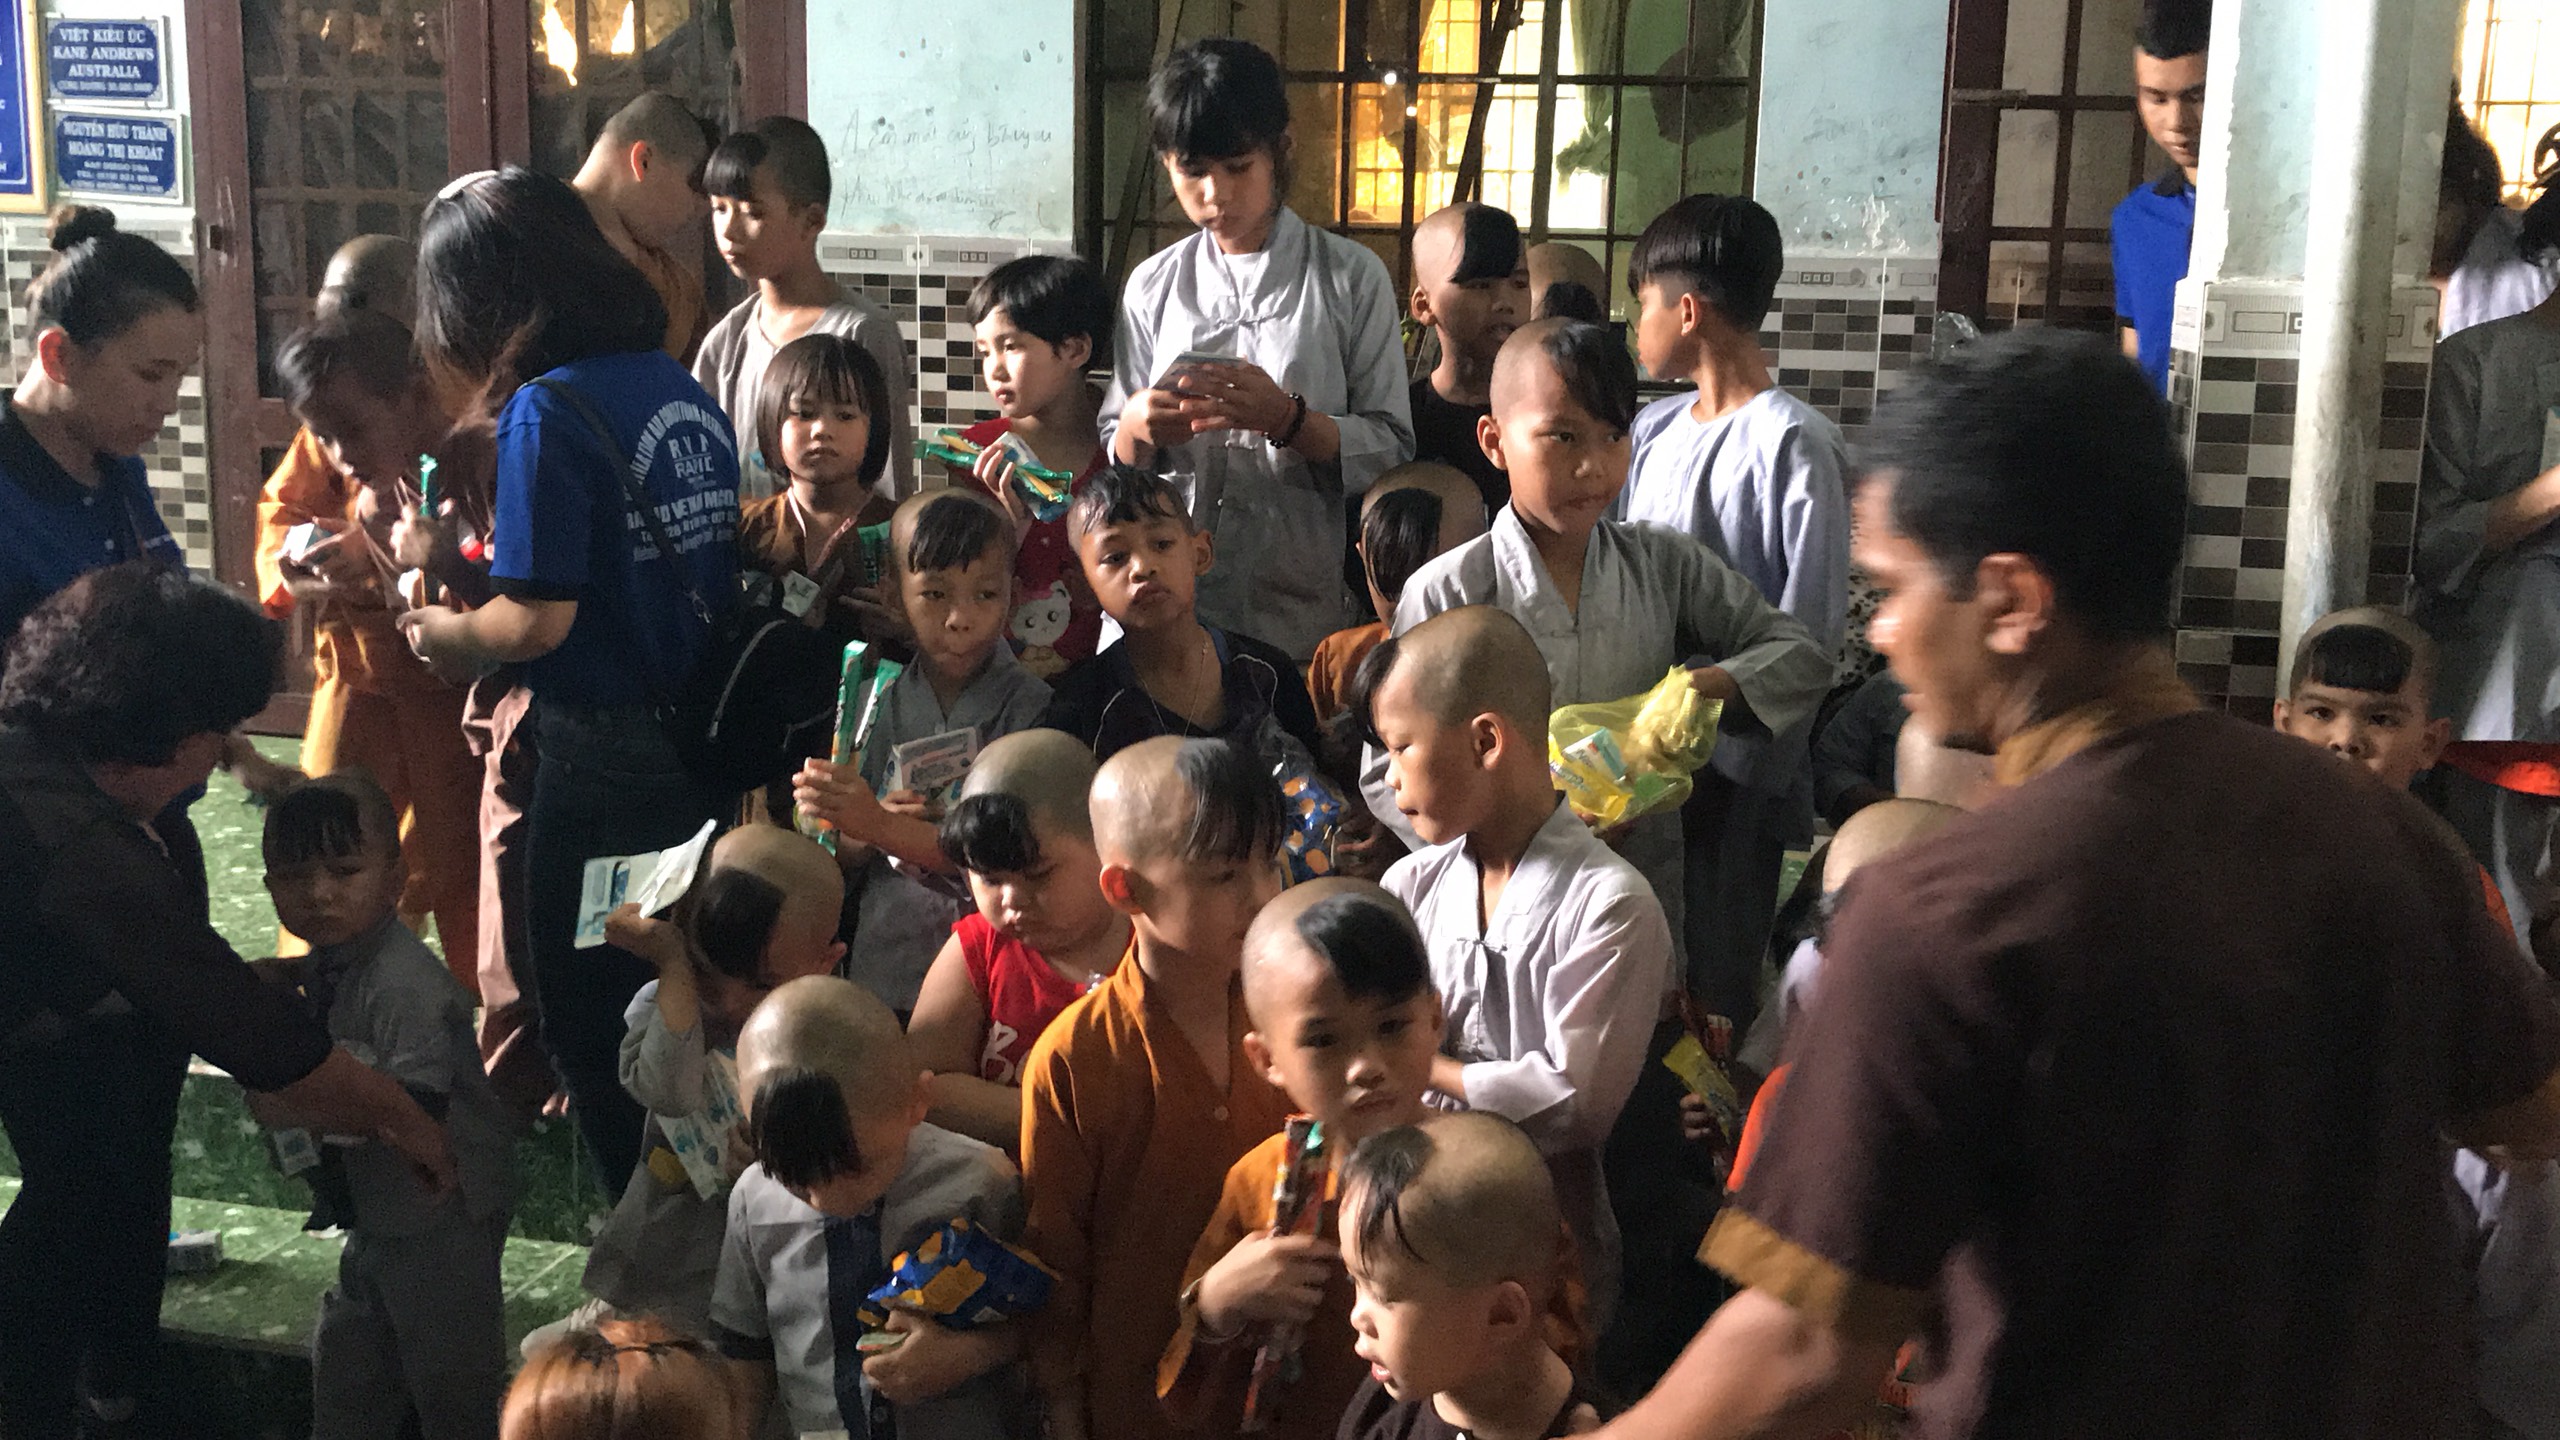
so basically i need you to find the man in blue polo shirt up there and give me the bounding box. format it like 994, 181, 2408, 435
2112, 1, 2210, 394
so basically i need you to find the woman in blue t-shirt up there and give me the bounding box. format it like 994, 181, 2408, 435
402, 168, 741, 1195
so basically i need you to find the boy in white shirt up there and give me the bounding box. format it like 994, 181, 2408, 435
1622, 193, 1851, 1027
1363, 603, 1672, 1327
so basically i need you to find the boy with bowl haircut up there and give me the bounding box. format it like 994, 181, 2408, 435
792, 488, 1051, 1014
1039, 465, 1325, 762
908, 728, 1132, 1151
2272, 607, 2454, 794
1155, 878, 1444, 1438
1364, 605, 1672, 1325
1019, 737, 1295, 1440
1622, 193, 1852, 1022
1338, 1113, 1596, 1440
712, 975, 1029, 1439
693, 116, 915, 501
257, 774, 521, 1440
1408, 203, 1532, 513
954, 253, 1118, 677
1308, 461, 1489, 726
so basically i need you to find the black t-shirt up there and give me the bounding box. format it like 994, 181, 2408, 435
1335, 1374, 1598, 1440
1408, 377, 1507, 516
1713, 709, 2560, 1440
1037, 625, 1323, 764
0, 728, 332, 1090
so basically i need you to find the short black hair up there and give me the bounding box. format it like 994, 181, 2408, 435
1173, 738, 1286, 866
756, 332, 892, 487
968, 254, 1115, 360
1069, 463, 1193, 539
1361, 486, 1447, 608
1148, 38, 1290, 166
1860, 327, 2186, 641
941, 792, 1044, 876
747, 1066, 862, 1190
690, 864, 787, 985
903, 490, 1015, 575
704, 115, 832, 213
1627, 193, 1785, 331
1342, 1123, 1435, 1267
1292, 888, 1430, 1004
416, 167, 667, 402
1524, 320, 1639, 432
0, 565, 281, 766
2443, 104, 2504, 214
2137, 0, 2210, 60
263, 772, 401, 866
276, 308, 420, 415
1536, 280, 1605, 323
29, 205, 198, 350
2290, 623, 2419, 698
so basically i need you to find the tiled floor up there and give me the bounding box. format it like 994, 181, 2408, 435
0, 1177, 588, 1360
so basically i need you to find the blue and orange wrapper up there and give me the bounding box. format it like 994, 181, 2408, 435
1277, 769, 1346, 884
857, 1218, 1057, 1332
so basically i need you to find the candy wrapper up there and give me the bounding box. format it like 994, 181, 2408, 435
1277, 768, 1346, 884
915, 429, 1078, 522
801, 640, 904, 854
1549, 667, 1722, 828
856, 1218, 1057, 1333
1663, 1013, 1745, 1177
1244, 1116, 1333, 1431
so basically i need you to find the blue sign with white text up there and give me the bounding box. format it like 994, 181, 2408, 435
46, 20, 161, 102
0, 0, 34, 199
54, 111, 180, 199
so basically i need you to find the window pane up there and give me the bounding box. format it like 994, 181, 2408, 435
2059, 240, 2114, 330
2076, 0, 2142, 97
529, 0, 732, 177
1992, 108, 2060, 228
1347, 83, 1406, 223
1621, 0, 1756, 83
1287, 81, 1346, 223
1986, 238, 2050, 326
2067, 110, 2138, 228
1611, 84, 1748, 233
2003, 0, 2066, 92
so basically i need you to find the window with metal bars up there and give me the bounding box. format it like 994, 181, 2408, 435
1085, 0, 1760, 309
2459, 0, 2560, 204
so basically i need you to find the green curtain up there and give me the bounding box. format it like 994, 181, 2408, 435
1556, 0, 1753, 183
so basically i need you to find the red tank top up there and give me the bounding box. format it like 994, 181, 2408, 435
956, 911, 1102, 1085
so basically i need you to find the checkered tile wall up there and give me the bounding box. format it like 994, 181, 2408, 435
1751, 255, 1938, 452
2165, 281, 2438, 721
820, 235, 1042, 478
0, 215, 214, 575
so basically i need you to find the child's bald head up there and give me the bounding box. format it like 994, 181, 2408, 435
1241, 878, 1430, 1024
2275, 606, 2452, 791
1488, 318, 1638, 432
947, 728, 1099, 856
2290, 606, 2438, 703
1360, 605, 1552, 740
700, 824, 844, 968
1090, 736, 1283, 868
736, 976, 926, 1207
1341, 1112, 1562, 1294
1824, 797, 1961, 894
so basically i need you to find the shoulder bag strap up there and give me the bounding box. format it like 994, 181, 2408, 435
526, 376, 715, 629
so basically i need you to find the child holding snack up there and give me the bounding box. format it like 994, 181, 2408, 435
1338, 1114, 1599, 1440
1363, 606, 1670, 1324
907, 729, 1130, 1151
694, 116, 914, 501
793, 490, 1051, 1014
735, 331, 904, 666
1019, 737, 1294, 1440
256, 775, 520, 1440
1039, 465, 1325, 763
1155, 878, 1448, 1439
1103, 37, 1414, 664
952, 253, 1117, 678
1374, 319, 1830, 990
575, 825, 849, 1339
712, 975, 1030, 1437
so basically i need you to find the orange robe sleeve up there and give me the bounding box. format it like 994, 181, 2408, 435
253, 428, 346, 617
1157, 1140, 1275, 1427
1020, 1014, 1100, 1430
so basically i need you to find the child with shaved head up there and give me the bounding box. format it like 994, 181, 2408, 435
1362, 605, 1671, 1326
794, 488, 1051, 1014
907, 729, 1131, 1151
1156, 879, 1444, 1437
1408, 203, 1531, 511
572, 824, 849, 1340
1018, 737, 1294, 1440
1309, 461, 1491, 726
713, 975, 1028, 1438
1339, 1113, 1597, 1440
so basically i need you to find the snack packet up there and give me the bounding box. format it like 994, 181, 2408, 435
856, 1218, 1058, 1333
1548, 667, 1722, 828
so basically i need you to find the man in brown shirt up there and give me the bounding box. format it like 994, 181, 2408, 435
571, 92, 714, 363
1591, 329, 2560, 1440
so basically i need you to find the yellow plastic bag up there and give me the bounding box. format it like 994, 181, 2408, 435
1549, 667, 1722, 828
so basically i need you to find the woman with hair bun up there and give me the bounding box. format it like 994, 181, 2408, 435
504, 1317, 740, 1440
